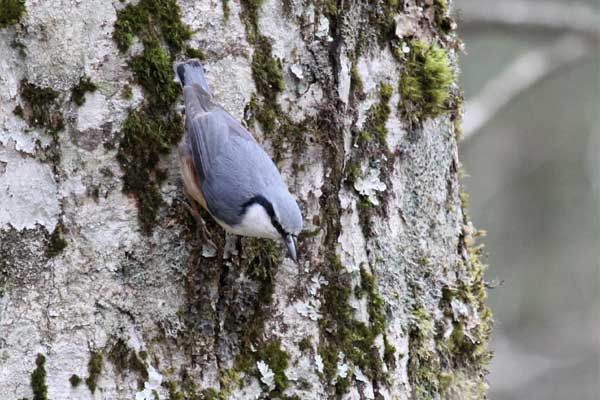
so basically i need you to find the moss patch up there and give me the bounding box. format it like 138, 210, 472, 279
46, 223, 67, 257
398, 39, 453, 123
129, 351, 149, 382
405, 190, 492, 398
85, 351, 102, 393
71, 76, 97, 106
113, 1, 190, 233
128, 40, 180, 108
297, 337, 312, 352
202, 388, 226, 400
346, 82, 393, 237
108, 338, 149, 389
251, 36, 284, 98
121, 84, 133, 100
362, 82, 392, 145
431, 0, 456, 35
18, 79, 64, 172
239, 0, 305, 163
216, 239, 295, 395
357, 266, 385, 337
162, 369, 201, 400
113, 0, 191, 53
0, 0, 26, 28
19, 80, 62, 130
350, 61, 363, 95
374, 1, 403, 44
185, 46, 206, 61
108, 338, 130, 373
13, 105, 24, 118
69, 374, 82, 387
258, 340, 290, 393
31, 354, 47, 400
221, 0, 230, 22
239, 0, 263, 44
318, 257, 388, 396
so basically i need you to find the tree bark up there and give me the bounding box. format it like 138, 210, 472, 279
0, 1, 491, 399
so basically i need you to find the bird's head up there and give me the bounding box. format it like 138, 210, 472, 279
241, 189, 302, 262
271, 190, 303, 262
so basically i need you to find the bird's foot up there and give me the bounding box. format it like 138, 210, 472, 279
179, 197, 217, 250
198, 224, 218, 252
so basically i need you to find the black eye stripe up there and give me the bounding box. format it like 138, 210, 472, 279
241, 195, 288, 237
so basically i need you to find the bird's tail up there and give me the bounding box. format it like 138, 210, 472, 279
175, 59, 211, 95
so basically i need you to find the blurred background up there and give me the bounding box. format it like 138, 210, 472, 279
454, 0, 599, 398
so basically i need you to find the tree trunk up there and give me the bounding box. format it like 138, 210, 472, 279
0, 1, 491, 399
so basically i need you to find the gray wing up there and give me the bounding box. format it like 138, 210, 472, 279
186, 107, 284, 226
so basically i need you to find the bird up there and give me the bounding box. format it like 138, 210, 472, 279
175, 59, 303, 262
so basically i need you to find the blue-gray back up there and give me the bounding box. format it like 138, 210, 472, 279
185, 99, 285, 226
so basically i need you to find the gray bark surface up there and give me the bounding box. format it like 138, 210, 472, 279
0, 1, 491, 399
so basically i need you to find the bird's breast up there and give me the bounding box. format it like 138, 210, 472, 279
228, 203, 280, 240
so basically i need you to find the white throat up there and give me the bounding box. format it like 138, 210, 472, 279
226, 203, 280, 240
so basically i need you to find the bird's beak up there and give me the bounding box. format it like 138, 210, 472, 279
284, 235, 297, 263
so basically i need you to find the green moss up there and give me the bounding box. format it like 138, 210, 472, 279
162, 375, 199, 400
121, 84, 133, 100
129, 40, 180, 110
239, 0, 306, 163
345, 82, 394, 237
407, 306, 440, 399
69, 374, 82, 387
318, 257, 387, 396
458, 189, 493, 364
85, 351, 103, 393
18, 80, 64, 171
108, 338, 149, 387
71, 76, 97, 106
431, 0, 455, 34
370, 0, 402, 44
13, 105, 23, 118
129, 351, 149, 382
180, 369, 198, 398
113, 2, 189, 233
239, 0, 264, 44
217, 241, 297, 396
185, 46, 206, 61
108, 338, 130, 373
245, 237, 281, 287
407, 239, 492, 400
163, 380, 182, 400
47, 223, 67, 257
434, 0, 447, 9
350, 61, 363, 94
359, 266, 385, 336
202, 388, 226, 400
30, 354, 47, 400
251, 36, 284, 101
297, 337, 312, 352
363, 82, 392, 145
257, 340, 290, 393
19, 80, 62, 130
399, 39, 453, 123
231, 340, 291, 394
0, 0, 26, 28
383, 335, 396, 370
113, 0, 191, 53
221, 0, 230, 22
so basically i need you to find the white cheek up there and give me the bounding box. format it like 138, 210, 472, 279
233, 204, 280, 240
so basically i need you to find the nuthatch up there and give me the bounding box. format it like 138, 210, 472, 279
175, 59, 302, 261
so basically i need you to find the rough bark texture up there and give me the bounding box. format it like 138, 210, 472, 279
0, 1, 491, 399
